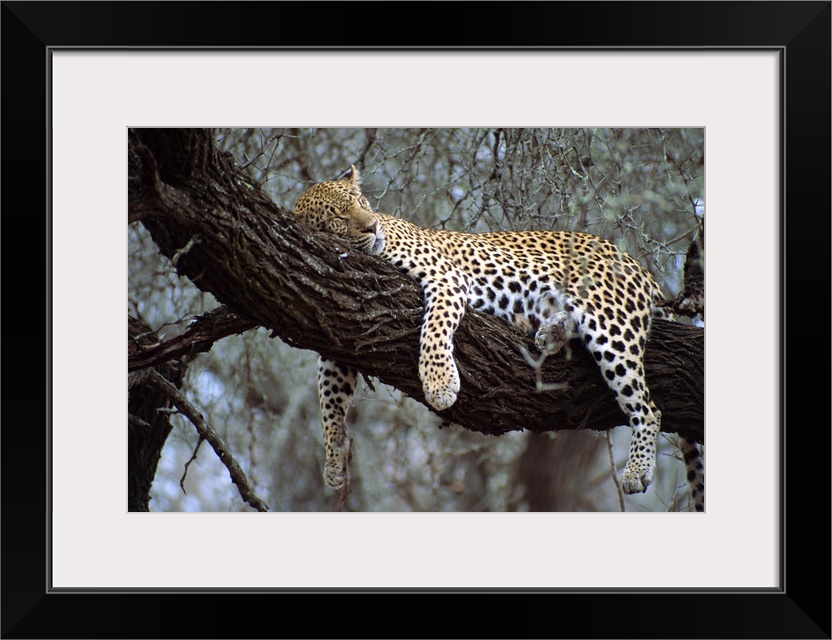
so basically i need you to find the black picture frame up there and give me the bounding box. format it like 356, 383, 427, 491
3, 2, 829, 638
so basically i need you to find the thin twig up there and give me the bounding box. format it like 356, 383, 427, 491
147, 369, 269, 512
606, 430, 626, 512
335, 437, 353, 512
518, 345, 568, 392
171, 235, 201, 269
180, 437, 204, 494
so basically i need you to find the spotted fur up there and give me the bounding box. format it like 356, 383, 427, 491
294, 165, 704, 511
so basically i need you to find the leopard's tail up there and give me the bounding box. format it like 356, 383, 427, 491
680, 435, 704, 512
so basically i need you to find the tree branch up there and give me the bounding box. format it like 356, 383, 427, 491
128, 306, 258, 372
128, 128, 703, 444
146, 369, 269, 512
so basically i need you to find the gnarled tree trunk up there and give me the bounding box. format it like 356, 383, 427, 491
128, 316, 187, 511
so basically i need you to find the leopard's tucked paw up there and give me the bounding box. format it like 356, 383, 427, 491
534, 311, 572, 354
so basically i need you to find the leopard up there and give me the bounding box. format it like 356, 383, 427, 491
293, 165, 704, 511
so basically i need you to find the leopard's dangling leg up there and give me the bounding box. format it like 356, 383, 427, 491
577, 306, 660, 496
316, 357, 357, 489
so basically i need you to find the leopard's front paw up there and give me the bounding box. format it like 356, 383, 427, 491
423, 381, 459, 411
420, 354, 460, 411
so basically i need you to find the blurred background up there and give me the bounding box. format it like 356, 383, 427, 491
129, 127, 704, 512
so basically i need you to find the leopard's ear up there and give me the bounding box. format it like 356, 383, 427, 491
341, 164, 361, 186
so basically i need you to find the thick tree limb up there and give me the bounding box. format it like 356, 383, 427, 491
129, 128, 704, 443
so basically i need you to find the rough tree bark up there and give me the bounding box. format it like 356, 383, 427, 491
128, 128, 704, 447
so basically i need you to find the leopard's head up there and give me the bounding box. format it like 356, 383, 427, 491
294, 165, 385, 255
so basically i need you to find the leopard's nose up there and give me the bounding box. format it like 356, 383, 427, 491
364, 221, 378, 234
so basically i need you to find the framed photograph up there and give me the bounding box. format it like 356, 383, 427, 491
4, 2, 829, 638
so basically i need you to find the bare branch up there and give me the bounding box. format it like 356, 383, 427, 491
128, 305, 258, 372
179, 437, 204, 495
605, 430, 625, 512
128, 413, 152, 431
335, 438, 353, 513
146, 369, 269, 512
